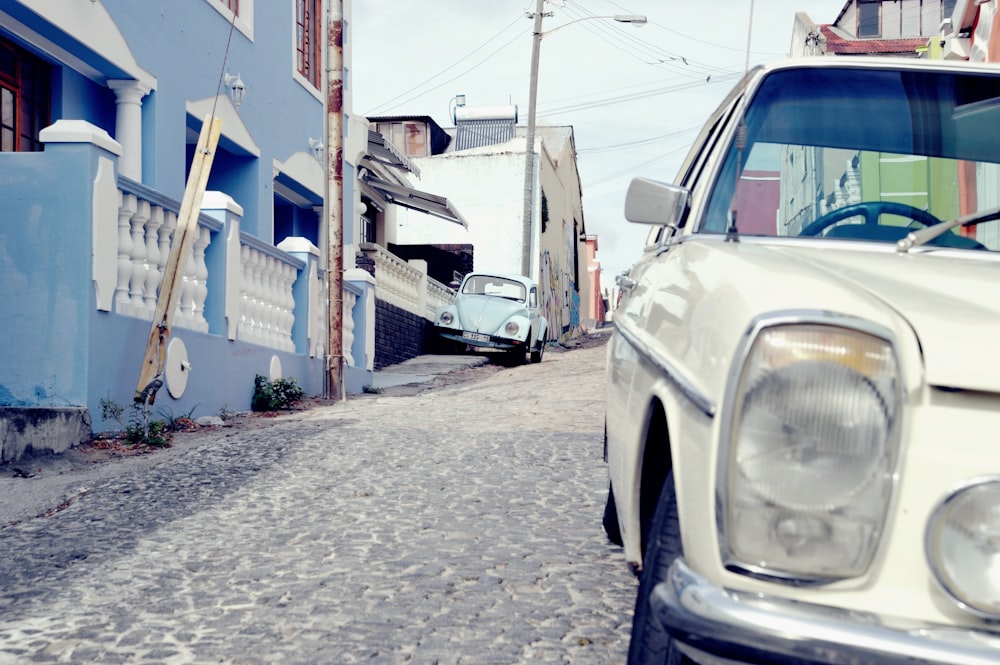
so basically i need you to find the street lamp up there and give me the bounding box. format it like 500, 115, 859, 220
520, 5, 647, 277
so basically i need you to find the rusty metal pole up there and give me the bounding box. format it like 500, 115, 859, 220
325, 0, 345, 400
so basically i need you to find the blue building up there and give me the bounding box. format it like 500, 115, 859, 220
0, 0, 358, 461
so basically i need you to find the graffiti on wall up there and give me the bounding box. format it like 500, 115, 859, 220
539, 250, 580, 340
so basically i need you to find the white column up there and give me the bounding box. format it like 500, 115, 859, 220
107, 80, 151, 181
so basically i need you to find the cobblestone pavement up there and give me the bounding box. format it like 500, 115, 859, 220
0, 334, 637, 664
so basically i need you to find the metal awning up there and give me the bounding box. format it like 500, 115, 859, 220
358, 168, 467, 228
366, 130, 420, 177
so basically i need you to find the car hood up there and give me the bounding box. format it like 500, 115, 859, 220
455, 294, 525, 334
770, 243, 1000, 393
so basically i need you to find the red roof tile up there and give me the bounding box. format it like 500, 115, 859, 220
820, 25, 927, 56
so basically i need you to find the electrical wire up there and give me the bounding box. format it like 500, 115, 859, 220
577, 125, 700, 154
363, 15, 526, 116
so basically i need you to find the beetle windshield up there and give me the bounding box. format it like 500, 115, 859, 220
701, 65, 1000, 251
461, 276, 527, 302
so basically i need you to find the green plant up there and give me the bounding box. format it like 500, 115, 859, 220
252, 375, 305, 412
99, 395, 172, 448
217, 403, 233, 421
157, 404, 199, 428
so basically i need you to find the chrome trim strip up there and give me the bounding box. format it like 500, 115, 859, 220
653, 559, 1000, 665
613, 319, 716, 418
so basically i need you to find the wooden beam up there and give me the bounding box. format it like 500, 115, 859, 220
135, 114, 223, 404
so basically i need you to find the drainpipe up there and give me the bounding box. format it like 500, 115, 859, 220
326, 0, 345, 400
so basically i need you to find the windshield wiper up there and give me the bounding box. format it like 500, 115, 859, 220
897, 205, 1000, 253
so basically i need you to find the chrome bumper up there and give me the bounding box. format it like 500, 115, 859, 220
652, 559, 1000, 665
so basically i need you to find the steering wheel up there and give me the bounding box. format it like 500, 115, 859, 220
800, 201, 942, 237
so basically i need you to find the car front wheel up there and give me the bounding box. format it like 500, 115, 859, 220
628, 471, 688, 665
530, 335, 546, 363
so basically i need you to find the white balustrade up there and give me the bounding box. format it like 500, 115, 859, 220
426, 278, 455, 319
112, 186, 210, 333
359, 243, 454, 318
236, 242, 295, 351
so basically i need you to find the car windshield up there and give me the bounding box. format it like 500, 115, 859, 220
700, 65, 1000, 251
462, 276, 527, 301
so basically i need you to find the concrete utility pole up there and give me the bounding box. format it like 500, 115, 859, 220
521, 0, 546, 278
325, 0, 345, 400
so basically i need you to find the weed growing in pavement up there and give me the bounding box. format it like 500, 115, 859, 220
251, 375, 305, 412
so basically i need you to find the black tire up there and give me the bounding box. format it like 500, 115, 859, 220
505, 346, 527, 366
603, 482, 624, 546
628, 471, 686, 665
530, 335, 546, 363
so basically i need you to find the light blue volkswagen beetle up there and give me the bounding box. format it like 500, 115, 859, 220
433, 272, 548, 365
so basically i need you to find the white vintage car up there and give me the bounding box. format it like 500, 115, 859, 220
433, 272, 548, 365
604, 57, 1000, 665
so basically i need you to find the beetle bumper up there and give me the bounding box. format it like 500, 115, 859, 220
652, 559, 1000, 665
434, 326, 524, 351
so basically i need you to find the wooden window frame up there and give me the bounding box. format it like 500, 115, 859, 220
0, 36, 50, 153
296, 0, 322, 89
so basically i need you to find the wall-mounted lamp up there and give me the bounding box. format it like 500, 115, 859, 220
309, 137, 324, 162
224, 72, 246, 108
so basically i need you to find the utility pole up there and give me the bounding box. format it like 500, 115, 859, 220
325, 0, 345, 400
521, 0, 546, 278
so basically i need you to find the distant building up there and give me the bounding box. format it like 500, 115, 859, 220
371, 99, 591, 340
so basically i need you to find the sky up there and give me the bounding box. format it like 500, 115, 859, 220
350, 0, 849, 281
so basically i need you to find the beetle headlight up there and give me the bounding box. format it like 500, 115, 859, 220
439, 311, 454, 326
505, 321, 520, 336
926, 478, 1000, 619
722, 322, 901, 582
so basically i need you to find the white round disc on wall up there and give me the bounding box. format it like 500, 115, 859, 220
165, 337, 191, 399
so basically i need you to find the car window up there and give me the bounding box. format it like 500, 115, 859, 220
462, 276, 527, 301
698, 66, 1000, 251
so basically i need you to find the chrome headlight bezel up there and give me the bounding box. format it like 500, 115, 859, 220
925, 477, 1000, 619
718, 312, 904, 585
438, 310, 455, 327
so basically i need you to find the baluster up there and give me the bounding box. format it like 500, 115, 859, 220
342, 288, 356, 366
142, 206, 164, 314
178, 234, 197, 328
192, 226, 210, 332
251, 250, 266, 341
116, 193, 136, 314
285, 263, 297, 350
239, 244, 254, 342
128, 200, 150, 314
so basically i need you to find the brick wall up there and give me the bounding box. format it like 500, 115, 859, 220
374, 299, 433, 369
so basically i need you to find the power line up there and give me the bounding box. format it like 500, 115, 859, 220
577, 125, 700, 154
363, 15, 525, 116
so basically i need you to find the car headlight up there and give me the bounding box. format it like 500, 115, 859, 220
721, 321, 901, 582
926, 478, 1000, 619
439, 311, 454, 326
505, 321, 520, 336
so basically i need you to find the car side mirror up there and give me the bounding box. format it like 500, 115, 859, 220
624, 177, 689, 227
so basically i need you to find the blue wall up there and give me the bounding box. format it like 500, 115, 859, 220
101, 0, 325, 216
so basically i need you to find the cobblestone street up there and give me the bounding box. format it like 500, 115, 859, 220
0, 336, 636, 664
